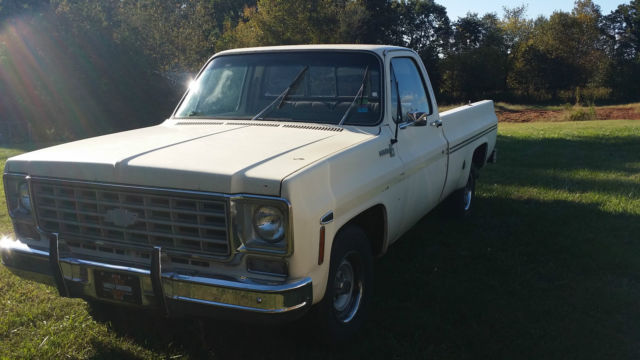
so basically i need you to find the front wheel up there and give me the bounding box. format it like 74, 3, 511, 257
313, 225, 373, 342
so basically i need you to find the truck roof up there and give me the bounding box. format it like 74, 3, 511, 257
215, 44, 411, 57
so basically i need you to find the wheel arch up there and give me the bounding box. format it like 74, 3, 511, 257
472, 142, 488, 170
334, 204, 388, 258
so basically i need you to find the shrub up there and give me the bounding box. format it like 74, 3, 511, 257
565, 105, 597, 121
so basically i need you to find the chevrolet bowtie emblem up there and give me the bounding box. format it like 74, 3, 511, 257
104, 208, 138, 227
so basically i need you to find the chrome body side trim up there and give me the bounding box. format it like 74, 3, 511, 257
448, 124, 498, 154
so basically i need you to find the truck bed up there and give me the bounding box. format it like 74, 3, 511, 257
439, 100, 498, 196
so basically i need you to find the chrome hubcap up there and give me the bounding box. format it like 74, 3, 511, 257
333, 253, 363, 323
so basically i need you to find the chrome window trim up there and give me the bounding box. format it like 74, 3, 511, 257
389, 56, 435, 117
171, 49, 386, 127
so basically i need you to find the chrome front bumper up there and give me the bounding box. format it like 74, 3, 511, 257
0, 235, 312, 319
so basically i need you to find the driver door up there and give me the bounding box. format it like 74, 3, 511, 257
390, 55, 448, 229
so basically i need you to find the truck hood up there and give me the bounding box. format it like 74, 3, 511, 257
6, 121, 375, 196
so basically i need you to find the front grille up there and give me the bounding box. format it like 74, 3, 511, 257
31, 179, 230, 258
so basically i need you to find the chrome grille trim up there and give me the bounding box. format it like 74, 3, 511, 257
31, 178, 231, 258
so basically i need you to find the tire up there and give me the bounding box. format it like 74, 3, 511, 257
448, 165, 477, 218
313, 225, 373, 343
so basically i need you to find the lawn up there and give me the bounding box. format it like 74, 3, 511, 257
1, 120, 640, 359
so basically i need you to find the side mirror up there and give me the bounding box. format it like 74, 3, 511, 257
407, 112, 428, 126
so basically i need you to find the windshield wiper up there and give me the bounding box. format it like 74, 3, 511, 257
338, 66, 369, 126
251, 65, 309, 121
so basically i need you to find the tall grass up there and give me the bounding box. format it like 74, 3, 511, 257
565, 105, 597, 121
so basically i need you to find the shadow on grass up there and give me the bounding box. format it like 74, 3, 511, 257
84, 194, 640, 359
487, 134, 640, 202
495, 134, 640, 175
89, 339, 148, 360
86, 302, 323, 359
368, 196, 640, 359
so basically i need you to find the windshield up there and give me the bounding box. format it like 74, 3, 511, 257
174, 52, 382, 126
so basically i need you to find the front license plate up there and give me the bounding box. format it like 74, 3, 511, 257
94, 270, 142, 305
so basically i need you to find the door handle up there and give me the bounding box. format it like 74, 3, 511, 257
430, 120, 442, 127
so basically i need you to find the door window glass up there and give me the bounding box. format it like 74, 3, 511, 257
390, 57, 431, 122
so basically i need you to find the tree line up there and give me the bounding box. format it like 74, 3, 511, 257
0, 0, 639, 140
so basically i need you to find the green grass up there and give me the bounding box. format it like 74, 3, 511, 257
1, 120, 640, 359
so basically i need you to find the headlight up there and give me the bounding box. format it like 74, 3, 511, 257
18, 182, 31, 212
231, 197, 291, 255
253, 206, 285, 243
3, 174, 38, 242
4, 174, 33, 217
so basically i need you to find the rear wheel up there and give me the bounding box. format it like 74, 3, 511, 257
448, 165, 477, 218
313, 225, 373, 342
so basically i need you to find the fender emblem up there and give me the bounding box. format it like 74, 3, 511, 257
378, 143, 396, 158
104, 208, 138, 227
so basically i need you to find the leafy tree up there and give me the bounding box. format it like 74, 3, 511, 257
441, 13, 508, 102
507, 1, 610, 102
384, 0, 450, 94
500, 5, 533, 54
4, 0, 640, 144
601, 0, 640, 100
217, 0, 370, 49
358, 0, 394, 43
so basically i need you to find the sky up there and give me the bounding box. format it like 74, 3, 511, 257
441, 0, 626, 21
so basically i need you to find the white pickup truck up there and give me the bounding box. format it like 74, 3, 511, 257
2, 45, 496, 339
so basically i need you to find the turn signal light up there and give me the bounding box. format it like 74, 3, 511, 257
318, 226, 325, 265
